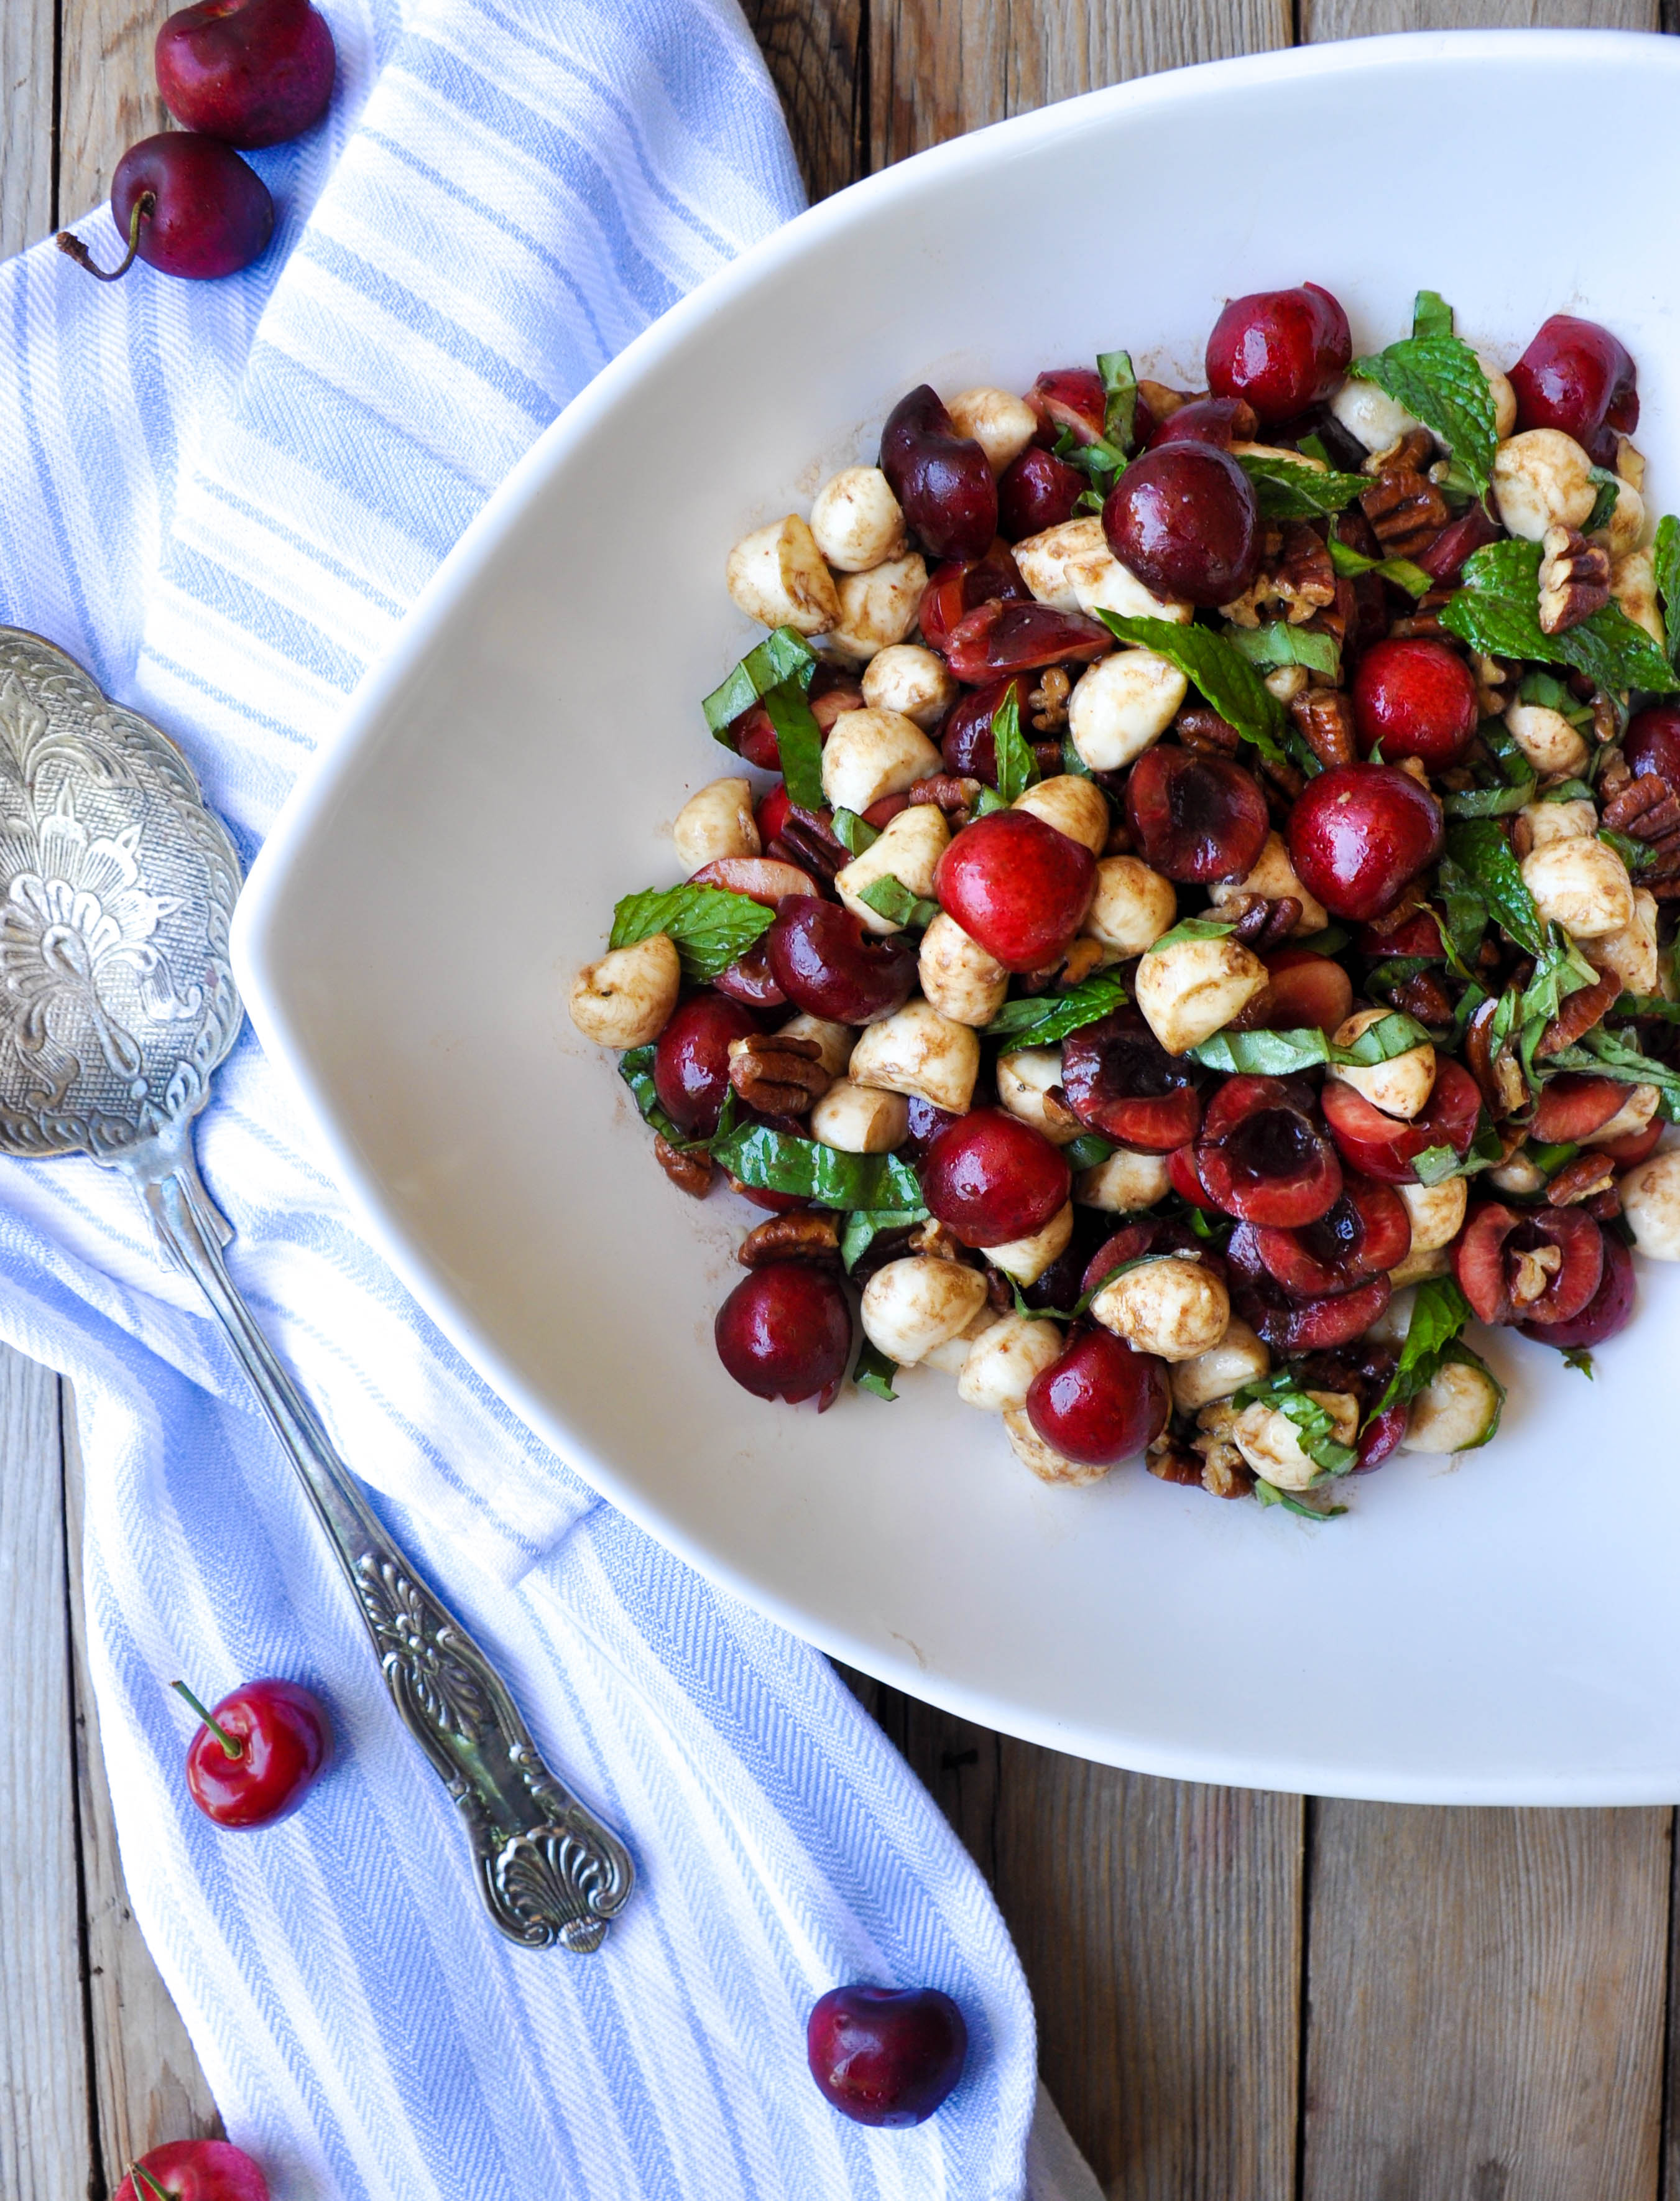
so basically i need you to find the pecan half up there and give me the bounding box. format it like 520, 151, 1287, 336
1389, 969, 1454, 1027
1544, 1152, 1618, 1208
1199, 1448, 1257, 1501
1538, 525, 1612, 636
737, 1212, 841, 1266
1600, 772, 1680, 891
1536, 967, 1622, 1058
727, 1032, 832, 1115
1367, 429, 1436, 477
1225, 892, 1302, 950
909, 772, 982, 823
654, 1133, 713, 1198
1221, 521, 1334, 628
1290, 687, 1357, 769
1147, 1435, 1205, 1488
1360, 465, 1451, 560
1175, 706, 1242, 755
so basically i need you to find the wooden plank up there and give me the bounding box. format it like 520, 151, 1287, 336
57, 0, 170, 226
63, 1399, 223, 2167
1304, 0, 1657, 34
1304, 1803, 1670, 2201
0, 1358, 92, 2201
0, 0, 57, 253
740, 0, 867, 202
869, 0, 1292, 171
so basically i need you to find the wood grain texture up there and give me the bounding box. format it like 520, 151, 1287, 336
739, 0, 867, 201
869, 0, 1291, 170
57, 0, 169, 224
0, 1360, 90, 2201
1304, 1803, 1671, 2201
64, 1402, 223, 2170
1304, 0, 1657, 34
0, 0, 57, 253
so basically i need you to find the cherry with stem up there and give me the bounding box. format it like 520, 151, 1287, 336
57, 193, 155, 282
172, 1677, 244, 1758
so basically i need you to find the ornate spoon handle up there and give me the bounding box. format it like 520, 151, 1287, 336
121, 1128, 635, 1952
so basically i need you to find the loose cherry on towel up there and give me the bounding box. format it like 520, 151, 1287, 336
115, 2142, 270, 2201
58, 134, 274, 282
806, 1986, 969, 2126
174, 1677, 332, 1828
156, 0, 336, 147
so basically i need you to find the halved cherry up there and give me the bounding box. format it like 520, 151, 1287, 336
1079, 1220, 1158, 1297
942, 600, 1109, 684
1239, 1272, 1392, 1355
1251, 1176, 1411, 1299
1147, 394, 1258, 450
1454, 1203, 1604, 1327
1260, 948, 1354, 1037
1025, 366, 1107, 447
1520, 1230, 1634, 1351
1195, 1075, 1342, 1226
918, 540, 1031, 653
713, 940, 787, 1008
940, 674, 1035, 784
690, 855, 823, 906
1596, 1118, 1664, 1167
1355, 1401, 1409, 1470
1168, 1141, 1219, 1208
1319, 1056, 1480, 1184
1061, 1011, 1204, 1151
1413, 501, 1502, 585
1355, 909, 1446, 959
1530, 1074, 1628, 1146
1125, 746, 1270, 884
1224, 1220, 1267, 1285
999, 447, 1084, 538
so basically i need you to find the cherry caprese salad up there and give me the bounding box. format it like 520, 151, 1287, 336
570, 285, 1680, 1518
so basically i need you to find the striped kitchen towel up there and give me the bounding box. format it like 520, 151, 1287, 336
0, 0, 1104, 2194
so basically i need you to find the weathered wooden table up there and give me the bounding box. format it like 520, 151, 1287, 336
4, 2, 1677, 2196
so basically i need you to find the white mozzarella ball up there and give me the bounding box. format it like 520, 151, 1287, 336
861, 1257, 990, 1366
946, 386, 1039, 473
1083, 855, 1178, 956
1326, 1006, 1437, 1123
835, 804, 950, 934
1620, 1147, 1680, 1259
997, 1048, 1082, 1145
1612, 549, 1664, 644
1135, 935, 1268, 1055
1520, 796, 1597, 849
778, 1013, 856, 1078
1091, 1255, 1230, 1362
1504, 702, 1588, 778
1013, 773, 1110, 856
1589, 888, 1660, 998
1207, 832, 1327, 934
820, 707, 941, 814
1169, 1318, 1270, 1412
1076, 1147, 1172, 1212
1584, 1083, 1659, 1147
849, 997, 981, 1113
1003, 1406, 1109, 1486
923, 1310, 999, 1376
1520, 836, 1635, 940
829, 552, 929, 661
672, 777, 760, 871
1491, 429, 1596, 542
726, 513, 841, 632
957, 1314, 1063, 1411
1012, 517, 1112, 611
808, 468, 908, 573
861, 643, 958, 728
1234, 1392, 1359, 1491
981, 1200, 1075, 1286
1068, 649, 1187, 772
1397, 1175, 1467, 1254
568, 934, 680, 1048
808, 1078, 908, 1153
1400, 1360, 1502, 1453
918, 913, 1010, 1028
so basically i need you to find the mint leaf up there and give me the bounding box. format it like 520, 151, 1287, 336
1350, 333, 1497, 491
1442, 538, 1680, 697
1097, 349, 1137, 454
990, 684, 1037, 806
1373, 1274, 1472, 1417
1237, 452, 1367, 520
618, 1044, 689, 1148
609, 883, 774, 983
1094, 611, 1285, 755
853, 1338, 900, 1401
1654, 514, 1680, 669
1586, 466, 1622, 535
1413, 289, 1454, 341
1441, 777, 1535, 819
1226, 622, 1341, 678
1444, 819, 1546, 957
831, 807, 879, 856
840, 1206, 927, 1273
1615, 992, 1680, 1023
711, 1122, 925, 1210
1600, 826, 1655, 875
984, 970, 1130, 1045
1146, 915, 1237, 954
857, 873, 940, 929
703, 626, 816, 733
1189, 1011, 1428, 1079
1326, 537, 1434, 598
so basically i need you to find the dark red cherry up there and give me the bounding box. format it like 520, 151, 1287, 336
1079, 1220, 1160, 1297
1597, 1118, 1664, 1168
1125, 745, 1270, 883
1239, 1272, 1392, 1356
1355, 1400, 1408, 1471
114, 2141, 270, 2201
653, 994, 762, 1134
1520, 1229, 1634, 1352
70, 133, 275, 282
917, 540, 1030, 653
155, 0, 335, 147
942, 600, 1109, 685
940, 675, 1034, 784
1528, 1073, 1628, 1146
1319, 1056, 1479, 1185
921, 1108, 1071, 1248
1454, 1204, 1604, 1328
1286, 763, 1444, 923
1355, 908, 1445, 960
1251, 1177, 1411, 1299
1168, 1141, 1218, 1207
880, 386, 998, 562
1146, 395, 1258, 450
903, 1095, 962, 1157
1025, 1328, 1170, 1466
715, 1264, 853, 1407
1205, 282, 1352, 424
1101, 444, 1261, 608
806, 1985, 967, 2127
1260, 948, 1354, 1037
1623, 704, 1680, 789
1413, 501, 1502, 585
999, 447, 1084, 538
1509, 314, 1638, 465
178, 1678, 331, 1828
766, 899, 916, 1024
934, 810, 1095, 971
1061, 1011, 1203, 1151
1196, 1075, 1342, 1226
712, 941, 786, 1008
1025, 367, 1106, 447
1351, 640, 1479, 769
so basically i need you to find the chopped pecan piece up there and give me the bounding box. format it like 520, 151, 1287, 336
1290, 687, 1357, 769
1199, 1449, 1257, 1501
654, 1133, 713, 1198
1510, 1243, 1563, 1307
1360, 466, 1451, 559
727, 1032, 832, 1116
1389, 969, 1454, 1027
1147, 1435, 1204, 1488
1175, 706, 1242, 755
1538, 526, 1612, 635
737, 1212, 842, 1266
1536, 968, 1622, 1058
907, 1216, 968, 1262
1367, 429, 1436, 477
1544, 1152, 1618, 1208
1225, 892, 1302, 950
1221, 522, 1335, 628
908, 772, 982, 823
1583, 1187, 1623, 1221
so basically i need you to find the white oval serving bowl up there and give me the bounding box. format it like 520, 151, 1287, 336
234, 29, 1680, 1803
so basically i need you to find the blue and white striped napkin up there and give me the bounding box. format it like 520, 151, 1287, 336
0, 1, 1104, 2194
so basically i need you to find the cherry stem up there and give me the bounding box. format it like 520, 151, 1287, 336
56, 192, 154, 282
126, 2164, 173, 2201
171, 1679, 243, 1760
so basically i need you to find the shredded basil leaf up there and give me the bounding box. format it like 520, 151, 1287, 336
702, 626, 817, 733
1326, 537, 1434, 598
709, 1123, 925, 1211
1226, 622, 1342, 678
840, 1207, 928, 1273
1094, 611, 1285, 758
1293, 924, 1352, 957
1145, 915, 1238, 954
984, 970, 1130, 1045
1373, 1274, 1473, 1417
609, 883, 775, 983
1442, 539, 1679, 697
1600, 826, 1655, 874
1653, 514, 1680, 669
1237, 452, 1367, 520
1188, 1011, 1428, 1079
990, 685, 1037, 806
1064, 1132, 1116, 1172
1097, 349, 1137, 455
1441, 776, 1535, 819
831, 807, 879, 856
1253, 1479, 1348, 1520
1051, 424, 1128, 494
853, 1338, 900, 1401
1349, 333, 1497, 491
1546, 1026, 1680, 1119
1233, 1369, 1358, 1481
762, 685, 826, 813
1412, 289, 1454, 341
857, 874, 940, 930
1615, 991, 1680, 1023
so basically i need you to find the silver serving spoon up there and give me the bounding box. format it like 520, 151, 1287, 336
0, 627, 634, 1952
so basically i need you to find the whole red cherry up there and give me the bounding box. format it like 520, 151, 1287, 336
1101, 445, 1261, 608
934, 810, 1095, 971
1146, 394, 1257, 450
715, 1264, 853, 1406
1026, 1328, 1170, 1466
806, 1985, 967, 2127
156, 0, 336, 147
921, 1108, 1071, 1247
1350, 639, 1479, 769
114, 2140, 269, 2201
175, 1679, 331, 1829
1286, 762, 1444, 922
1508, 313, 1638, 463
765, 899, 916, 1025
654, 993, 761, 1134
60, 134, 274, 282
1623, 704, 1680, 787
1205, 283, 1352, 424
